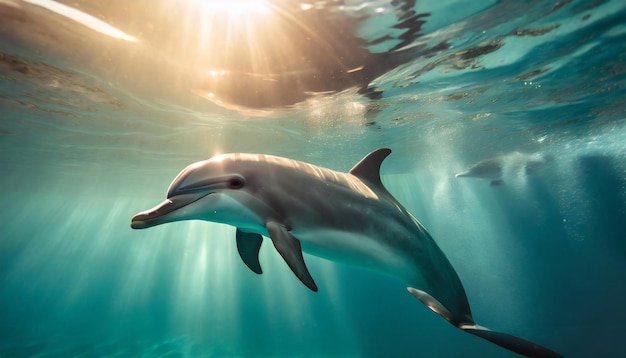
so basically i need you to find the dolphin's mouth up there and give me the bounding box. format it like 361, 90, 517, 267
130, 192, 209, 229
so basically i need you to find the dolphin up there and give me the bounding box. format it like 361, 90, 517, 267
131, 148, 561, 358
456, 158, 503, 178
456, 152, 555, 187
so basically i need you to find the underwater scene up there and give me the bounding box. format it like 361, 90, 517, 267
1, 0, 625, 357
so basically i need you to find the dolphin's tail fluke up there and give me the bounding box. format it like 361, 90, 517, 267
460, 324, 562, 358
407, 287, 562, 357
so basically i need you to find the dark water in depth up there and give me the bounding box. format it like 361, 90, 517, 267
1, 0, 625, 357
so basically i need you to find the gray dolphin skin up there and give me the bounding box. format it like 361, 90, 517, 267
131, 148, 561, 358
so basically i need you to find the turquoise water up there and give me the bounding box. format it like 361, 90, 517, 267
1, 0, 625, 357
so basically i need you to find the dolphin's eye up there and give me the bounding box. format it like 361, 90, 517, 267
229, 177, 244, 189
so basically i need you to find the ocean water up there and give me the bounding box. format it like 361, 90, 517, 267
1, 0, 625, 357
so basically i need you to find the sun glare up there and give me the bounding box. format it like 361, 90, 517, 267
22, 0, 137, 41
181, 0, 283, 70
176, 0, 344, 112
191, 0, 272, 15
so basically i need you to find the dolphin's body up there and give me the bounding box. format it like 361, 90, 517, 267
131, 148, 561, 358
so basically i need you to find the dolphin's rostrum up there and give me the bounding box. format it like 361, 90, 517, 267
131, 148, 561, 358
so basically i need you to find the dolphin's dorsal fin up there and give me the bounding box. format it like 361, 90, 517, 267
266, 221, 318, 292
236, 229, 263, 274
349, 148, 392, 189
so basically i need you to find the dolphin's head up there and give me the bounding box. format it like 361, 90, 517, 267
131, 155, 262, 230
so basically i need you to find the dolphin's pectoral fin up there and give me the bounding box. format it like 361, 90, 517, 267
266, 221, 318, 292
461, 325, 563, 358
235, 229, 263, 274
349, 148, 391, 189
